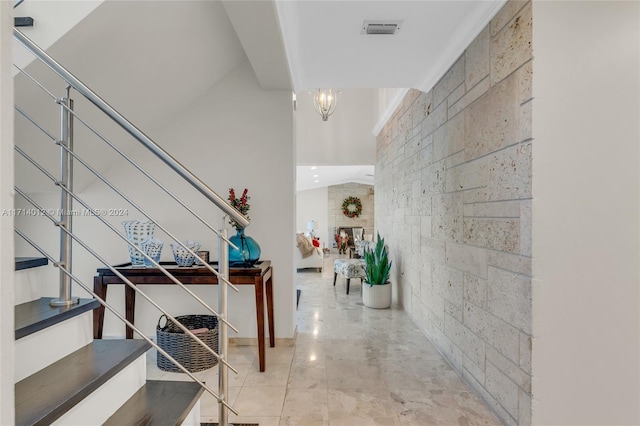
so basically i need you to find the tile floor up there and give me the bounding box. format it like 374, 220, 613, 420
146, 254, 500, 425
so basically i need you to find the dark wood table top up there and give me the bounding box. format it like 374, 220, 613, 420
96, 260, 271, 277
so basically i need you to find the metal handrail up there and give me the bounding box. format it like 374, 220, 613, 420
14, 25, 242, 424
14, 228, 239, 415
13, 27, 249, 229
11, 117, 240, 293
14, 147, 240, 326
15, 188, 239, 372
13, 93, 237, 250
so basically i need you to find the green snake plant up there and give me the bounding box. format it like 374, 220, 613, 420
363, 233, 392, 286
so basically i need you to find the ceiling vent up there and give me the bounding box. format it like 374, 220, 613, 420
361, 20, 403, 35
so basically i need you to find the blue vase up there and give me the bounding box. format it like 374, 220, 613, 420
229, 228, 261, 267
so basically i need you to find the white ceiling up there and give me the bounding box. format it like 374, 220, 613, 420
275, 0, 506, 92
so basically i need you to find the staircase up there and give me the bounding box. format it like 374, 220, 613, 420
14, 261, 205, 426
9, 2, 248, 422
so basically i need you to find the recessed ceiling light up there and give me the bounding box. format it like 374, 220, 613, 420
314, 180, 320, 183
310, 166, 317, 170
313, 174, 319, 178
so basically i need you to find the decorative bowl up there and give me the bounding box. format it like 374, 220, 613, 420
122, 220, 156, 266
141, 238, 163, 267
171, 240, 201, 267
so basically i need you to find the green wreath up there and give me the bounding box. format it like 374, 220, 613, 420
342, 196, 363, 218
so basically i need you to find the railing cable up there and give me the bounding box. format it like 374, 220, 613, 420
13, 28, 249, 229
15, 188, 240, 369
14, 152, 240, 332
13, 228, 239, 415
15, 136, 239, 292
15, 98, 238, 252
13, 64, 58, 101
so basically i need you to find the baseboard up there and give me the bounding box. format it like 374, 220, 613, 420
296, 267, 322, 273
229, 337, 295, 347
104, 335, 297, 347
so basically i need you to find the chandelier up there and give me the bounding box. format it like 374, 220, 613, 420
313, 89, 337, 121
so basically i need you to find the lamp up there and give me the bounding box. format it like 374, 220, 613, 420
313, 89, 337, 121
306, 220, 317, 238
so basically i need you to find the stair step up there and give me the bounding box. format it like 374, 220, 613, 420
15, 297, 99, 340
15, 339, 151, 426
104, 380, 205, 426
14, 257, 48, 271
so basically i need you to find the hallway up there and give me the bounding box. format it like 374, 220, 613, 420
148, 255, 500, 425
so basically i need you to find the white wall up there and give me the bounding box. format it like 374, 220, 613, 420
17, 59, 296, 341
13, 0, 103, 74
296, 88, 377, 165
0, 2, 15, 423
296, 187, 328, 245
532, 2, 640, 424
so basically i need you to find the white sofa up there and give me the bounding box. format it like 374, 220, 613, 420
295, 233, 323, 271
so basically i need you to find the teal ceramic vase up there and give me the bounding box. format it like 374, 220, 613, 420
229, 228, 261, 267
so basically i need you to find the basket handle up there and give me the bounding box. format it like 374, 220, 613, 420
157, 314, 169, 331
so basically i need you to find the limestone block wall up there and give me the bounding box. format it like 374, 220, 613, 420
328, 183, 374, 241
375, 1, 532, 424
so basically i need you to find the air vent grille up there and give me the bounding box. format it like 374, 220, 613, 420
361, 20, 403, 35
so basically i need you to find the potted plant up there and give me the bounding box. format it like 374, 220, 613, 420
362, 233, 392, 309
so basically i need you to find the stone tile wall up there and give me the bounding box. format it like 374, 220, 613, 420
375, 1, 532, 424
328, 183, 374, 242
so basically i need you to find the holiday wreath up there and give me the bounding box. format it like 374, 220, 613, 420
341, 196, 363, 218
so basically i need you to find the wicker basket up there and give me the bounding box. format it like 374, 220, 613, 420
156, 314, 219, 372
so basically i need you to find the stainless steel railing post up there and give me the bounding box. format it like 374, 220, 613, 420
218, 227, 230, 426
52, 86, 78, 307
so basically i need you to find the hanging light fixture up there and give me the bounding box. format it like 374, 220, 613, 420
313, 89, 337, 121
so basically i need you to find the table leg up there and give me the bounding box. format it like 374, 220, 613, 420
93, 276, 107, 339
254, 277, 266, 372
266, 274, 275, 348
125, 284, 136, 339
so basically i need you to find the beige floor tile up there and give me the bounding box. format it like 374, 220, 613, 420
328, 388, 398, 420
281, 388, 328, 419
228, 345, 258, 365
199, 386, 241, 423
144, 257, 500, 425
233, 386, 287, 417
264, 346, 295, 365
244, 363, 291, 387
288, 363, 327, 390
329, 415, 400, 426
200, 362, 252, 388
279, 416, 329, 425
393, 388, 499, 425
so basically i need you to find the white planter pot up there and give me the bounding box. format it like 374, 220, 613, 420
362, 281, 391, 309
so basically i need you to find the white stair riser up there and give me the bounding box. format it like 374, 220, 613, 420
52, 355, 146, 426
15, 311, 93, 382
181, 399, 201, 426
14, 267, 58, 306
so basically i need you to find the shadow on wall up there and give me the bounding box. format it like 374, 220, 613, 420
391, 246, 404, 305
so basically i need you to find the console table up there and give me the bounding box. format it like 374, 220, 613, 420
92, 261, 274, 372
